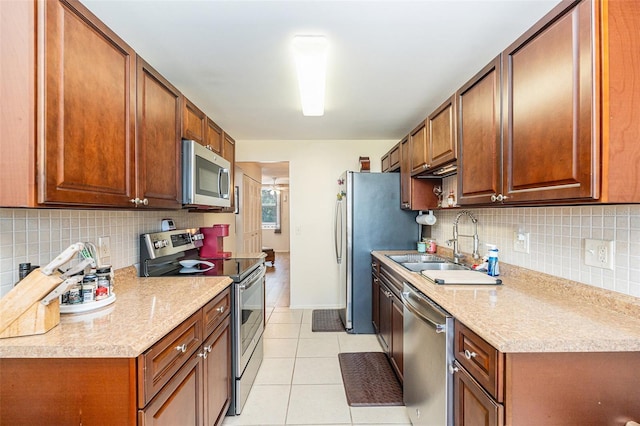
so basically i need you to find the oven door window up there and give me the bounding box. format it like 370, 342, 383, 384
239, 276, 264, 356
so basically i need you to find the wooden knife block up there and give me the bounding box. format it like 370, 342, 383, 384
0, 269, 62, 339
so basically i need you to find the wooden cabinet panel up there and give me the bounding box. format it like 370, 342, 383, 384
223, 132, 236, 212
41, 0, 136, 206
372, 273, 380, 333
453, 361, 503, 426
427, 95, 457, 169
381, 154, 390, 172
378, 281, 391, 353
241, 174, 262, 253
203, 316, 232, 426
410, 121, 428, 175
381, 143, 400, 172
400, 135, 441, 211
390, 295, 403, 380
140, 353, 204, 426
182, 97, 207, 144
455, 319, 503, 402
137, 57, 182, 209
139, 310, 203, 407
206, 118, 223, 154
203, 287, 231, 337
457, 57, 502, 206
502, 0, 595, 203
400, 137, 411, 208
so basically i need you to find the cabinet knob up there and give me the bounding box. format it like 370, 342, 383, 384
448, 364, 459, 375
130, 198, 138, 205
141, 198, 149, 206
497, 194, 508, 202
216, 306, 225, 313
490, 194, 497, 202
423, 164, 428, 170
198, 351, 208, 360
464, 349, 477, 359
175, 344, 187, 353
205, 344, 212, 353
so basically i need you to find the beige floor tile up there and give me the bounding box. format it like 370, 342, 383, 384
264, 338, 299, 358
299, 322, 345, 339
301, 309, 313, 324
296, 337, 341, 358
337, 333, 384, 353
349, 406, 411, 424
268, 311, 303, 324
222, 384, 290, 425
255, 358, 295, 385
292, 357, 343, 385
264, 322, 302, 339
286, 384, 352, 424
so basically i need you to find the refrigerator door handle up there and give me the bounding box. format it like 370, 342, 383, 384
334, 199, 343, 264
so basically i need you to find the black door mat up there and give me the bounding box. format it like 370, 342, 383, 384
338, 352, 403, 406
311, 309, 345, 332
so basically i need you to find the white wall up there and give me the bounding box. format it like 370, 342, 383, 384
236, 140, 394, 308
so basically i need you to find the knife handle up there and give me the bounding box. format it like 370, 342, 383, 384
41, 243, 85, 276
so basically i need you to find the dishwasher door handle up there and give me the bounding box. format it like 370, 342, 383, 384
402, 291, 446, 332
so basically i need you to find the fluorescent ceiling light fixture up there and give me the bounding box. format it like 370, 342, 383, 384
292, 35, 328, 116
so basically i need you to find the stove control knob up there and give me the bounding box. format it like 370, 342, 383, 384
153, 240, 162, 249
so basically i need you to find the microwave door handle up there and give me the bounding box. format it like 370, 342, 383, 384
217, 168, 223, 197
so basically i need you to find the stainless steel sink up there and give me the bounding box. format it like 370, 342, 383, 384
386, 254, 445, 263
401, 262, 469, 272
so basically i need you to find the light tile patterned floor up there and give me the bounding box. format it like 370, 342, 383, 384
222, 306, 411, 426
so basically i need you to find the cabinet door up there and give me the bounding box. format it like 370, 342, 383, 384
454, 362, 503, 426
390, 295, 403, 381
41, 0, 136, 206
427, 95, 457, 169
410, 121, 428, 175
136, 57, 182, 209
457, 57, 502, 206
206, 118, 223, 155
140, 353, 204, 426
371, 272, 380, 333
182, 97, 206, 145
400, 136, 411, 209
223, 132, 236, 212
381, 154, 390, 173
502, 0, 596, 203
378, 283, 391, 353
203, 317, 231, 426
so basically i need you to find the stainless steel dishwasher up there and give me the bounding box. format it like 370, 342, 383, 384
402, 282, 454, 426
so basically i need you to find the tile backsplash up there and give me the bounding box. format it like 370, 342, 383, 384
430, 201, 640, 298
0, 208, 210, 297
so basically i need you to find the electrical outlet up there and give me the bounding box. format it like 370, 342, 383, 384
513, 232, 530, 253
98, 236, 111, 261
584, 238, 614, 270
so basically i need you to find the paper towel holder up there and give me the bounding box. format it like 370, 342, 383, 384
416, 210, 437, 226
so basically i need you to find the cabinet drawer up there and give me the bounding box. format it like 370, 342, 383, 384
453, 360, 504, 426
203, 287, 231, 337
138, 310, 203, 407
380, 265, 402, 294
371, 256, 380, 276
454, 320, 504, 402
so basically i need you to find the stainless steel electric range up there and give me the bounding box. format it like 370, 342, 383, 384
139, 228, 265, 416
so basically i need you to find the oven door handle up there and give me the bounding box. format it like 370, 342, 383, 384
238, 265, 266, 290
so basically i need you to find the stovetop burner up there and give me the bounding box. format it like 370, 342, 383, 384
139, 229, 262, 282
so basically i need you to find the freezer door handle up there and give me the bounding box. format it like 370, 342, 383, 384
334, 199, 343, 264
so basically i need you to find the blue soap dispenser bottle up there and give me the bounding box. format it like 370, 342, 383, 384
487, 244, 500, 277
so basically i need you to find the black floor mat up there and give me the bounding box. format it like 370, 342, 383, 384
311, 309, 345, 332
338, 352, 403, 406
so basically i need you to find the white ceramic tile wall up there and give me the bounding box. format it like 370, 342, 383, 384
0, 208, 209, 297
429, 178, 640, 298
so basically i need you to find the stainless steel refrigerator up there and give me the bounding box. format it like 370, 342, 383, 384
334, 171, 418, 334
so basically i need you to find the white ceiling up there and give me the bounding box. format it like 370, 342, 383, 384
82, 0, 561, 141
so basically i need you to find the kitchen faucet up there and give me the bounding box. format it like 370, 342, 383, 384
446, 210, 481, 263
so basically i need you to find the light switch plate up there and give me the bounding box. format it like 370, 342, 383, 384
584, 238, 614, 270
513, 232, 530, 253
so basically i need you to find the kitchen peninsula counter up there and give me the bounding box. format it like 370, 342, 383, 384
0, 266, 232, 358
373, 250, 640, 353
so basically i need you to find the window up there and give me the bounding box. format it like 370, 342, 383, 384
261, 188, 280, 230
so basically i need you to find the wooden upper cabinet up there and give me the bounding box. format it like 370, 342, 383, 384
182, 97, 207, 145
457, 57, 502, 206
427, 95, 457, 170
409, 121, 428, 175
400, 136, 411, 209
502, 0, 596, 203
382, 143, 401, 173
41, 0, 136, 206
206, 118, 223, 155
136, 57, 182, 209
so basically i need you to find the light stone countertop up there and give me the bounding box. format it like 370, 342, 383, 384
373, 250, 640, 353
0, 266, 232, 358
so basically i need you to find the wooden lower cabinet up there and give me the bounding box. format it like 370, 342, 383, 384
453, 319, 640, 425
372, 259, 404, 381
0, 288, 232, 426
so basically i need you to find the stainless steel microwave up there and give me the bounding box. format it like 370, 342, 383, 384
182, 139, 231, 208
